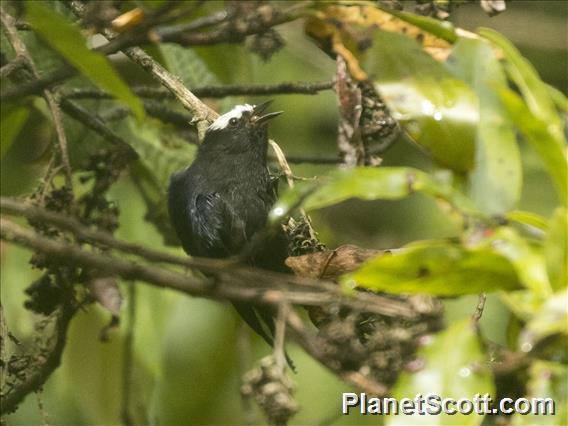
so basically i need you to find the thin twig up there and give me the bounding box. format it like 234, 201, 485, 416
44, 97, 73, 190
270, 154, 340, 165
161, 10, 228, 33
269, 140, 296, 189
0, 6, 73, 192
273, 303, 289, 372
472, 293, 487, 323
269, 140, 322, 245
35, 391, 50, 426
95, 101, 194, 128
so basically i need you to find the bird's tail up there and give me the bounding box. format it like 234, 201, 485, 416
232, 302, 296, 372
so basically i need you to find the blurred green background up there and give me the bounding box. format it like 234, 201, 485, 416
1, 1, 566, 424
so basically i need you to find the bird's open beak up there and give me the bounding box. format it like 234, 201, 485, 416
251, 100, 283, 126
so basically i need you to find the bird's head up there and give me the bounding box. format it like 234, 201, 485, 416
202, 101, 282, 154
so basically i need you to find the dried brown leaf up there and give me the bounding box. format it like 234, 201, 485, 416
285, 244, 386, 281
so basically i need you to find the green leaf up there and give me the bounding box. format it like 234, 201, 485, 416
344, 240, 521, 296
512, 361, 568, 425
160, 43, 219, 88
115, 117, 196, 188
193, 43, 252, 86
25, 1, 145, 120
479, 28, 567, 204
506, 211, 548, 232
388, 319, 494, 425
519, 289, 568, 353
363, 30, 477, 172
479, 28, 565, 146
270, 167, 476, 223
545, 208, 567, 291
546, 84, 568, 115
0, 105, 29, 159
447, 38, 521, 214
498, 88, 567, 205
160, 43, 233, 111
112, 116, 196, 244
486, 227, 552, 297
500, 290, 544, 321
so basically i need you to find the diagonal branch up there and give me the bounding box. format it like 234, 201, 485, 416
59, 99, 138, 158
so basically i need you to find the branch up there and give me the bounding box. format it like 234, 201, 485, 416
157, 10, 228, 33
472, 293, 487, 323
105, 2, 305, 50
1, 1, 310, 108
98, 101, 194, 128
63, 80, 335, 100
272, 154, 340, 165
0, 303, 76, 415
1, 201, 526, 402
68, 0, 218, 138
121, 45, 218, 137
0, 198, 417, 319
0, 54, 26, 79
1, 1, 219, 137
0, 64, 76, 102
59, 99, 138, 158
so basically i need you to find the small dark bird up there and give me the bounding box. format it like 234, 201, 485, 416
168, 101, 293, 367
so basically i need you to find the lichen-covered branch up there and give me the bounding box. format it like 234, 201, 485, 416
0, 303, 76, 415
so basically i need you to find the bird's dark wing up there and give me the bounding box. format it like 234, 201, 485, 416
169, 170, 243, 257
191, 193, 230, 256
168, 170, 195, 255
189, 192, 249, 257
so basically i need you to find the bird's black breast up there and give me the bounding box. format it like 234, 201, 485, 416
168, 157, 274, 259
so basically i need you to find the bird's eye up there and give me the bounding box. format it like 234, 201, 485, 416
229, 117, 238, 126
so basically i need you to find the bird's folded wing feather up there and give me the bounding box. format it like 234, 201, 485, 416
190, 192, 232, 257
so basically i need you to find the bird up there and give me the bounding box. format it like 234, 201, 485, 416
168, 101, 294, 368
